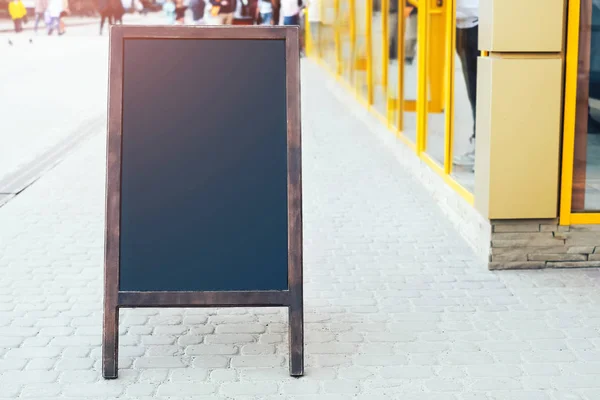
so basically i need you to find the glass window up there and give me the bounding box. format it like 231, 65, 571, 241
573, 0, 600, 211
402, 1, 419, 143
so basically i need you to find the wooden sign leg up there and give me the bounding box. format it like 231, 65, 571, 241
289, 303, 304, 377
102, 305, 119, 379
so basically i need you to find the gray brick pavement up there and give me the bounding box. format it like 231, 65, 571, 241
1, 60, 600, 399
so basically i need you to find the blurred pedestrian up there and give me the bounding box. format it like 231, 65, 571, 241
271, 0, 279, 24
404, 2, 417, 64
135, 0, 147, 15
281, 0, 300, 26
111, 0, 125, 24
306, 0, 319, 52
208, 0, 235, 24
174, 0, 187, 24
163, 0, 176, 24
389, 0, 398, 61
281, 0, 304, 55
46, 0, 63, 35
8, 0, 27, 33
256, 0, 272, 25
98, 0, 113, 35
190, 0, 206, 24
58, 0, 69, 35
33, 0, 48, 34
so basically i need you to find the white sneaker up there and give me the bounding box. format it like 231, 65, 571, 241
453, 150, 475, 166
453, 137, 476, 167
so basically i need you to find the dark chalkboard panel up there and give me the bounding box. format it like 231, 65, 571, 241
119, 38, 289, 292
103, 26, 303, 379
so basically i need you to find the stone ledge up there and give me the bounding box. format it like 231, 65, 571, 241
490, 219, 600, 270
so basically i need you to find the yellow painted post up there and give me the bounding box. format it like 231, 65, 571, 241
366, 0, 374, 105
559, 0, 581, 225
349, 0, 357, 93
334, 0, 342, 75
442, 0, 456, 174
319, 0, 326, 59
416, 0, 428, 153
305, 8, 312, 58
427, 3, 446, 114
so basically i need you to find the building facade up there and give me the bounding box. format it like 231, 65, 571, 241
305, 0, 600, 269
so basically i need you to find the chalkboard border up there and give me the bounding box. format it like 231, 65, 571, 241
103, 25, 303, 378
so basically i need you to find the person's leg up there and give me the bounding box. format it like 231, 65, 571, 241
389, 12, 398, 61
453, 25, 479, 165
14, 18, 22, 33
50, 17, 58, 34
100, 13, 106, 33
461, 25, 479, 141
34, 12, 42, 33
225, 12, 233, 24
405, 11, 417, 62
261, 12, 271, 25
310, 21, 319, 52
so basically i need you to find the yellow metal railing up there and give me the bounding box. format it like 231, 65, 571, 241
305, 0, 474, 204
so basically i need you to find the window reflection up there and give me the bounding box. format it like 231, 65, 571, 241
451, 0, 479, 191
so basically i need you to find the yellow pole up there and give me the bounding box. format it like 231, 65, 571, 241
416, 0, 428, 153
428, 7, 446, 113
349, 0, 357, 94
396, 1, 405, 132
366, 0, 374, 105
305, 8, 312, 57
559, 0, 581, 225
443, 0, 455, 174
319, 0, 326, 59
334, 0, 342, 75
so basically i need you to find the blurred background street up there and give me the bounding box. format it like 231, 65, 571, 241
0, 13, 164, 205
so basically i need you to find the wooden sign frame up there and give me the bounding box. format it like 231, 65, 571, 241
103, 25, 303, 378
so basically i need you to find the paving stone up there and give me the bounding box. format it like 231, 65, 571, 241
220, 382, 279, 396
61, 383, 124, 397
230, 355, 285, 368
186, 344, 238, 355
134, 357, 186, 369
169, 368, 209, 382
191, 356, 230, 368
156, 383, 216, 396
210, 369, 237, 382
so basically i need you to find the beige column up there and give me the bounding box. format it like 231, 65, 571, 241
474, 0, 566, 219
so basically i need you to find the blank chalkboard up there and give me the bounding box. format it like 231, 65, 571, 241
119, 38, 288, 292
103, 26, 303, 379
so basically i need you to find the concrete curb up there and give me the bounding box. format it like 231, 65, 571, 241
0, 115, 105, 208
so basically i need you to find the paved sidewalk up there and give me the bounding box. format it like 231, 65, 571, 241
1, 60, 600, 400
